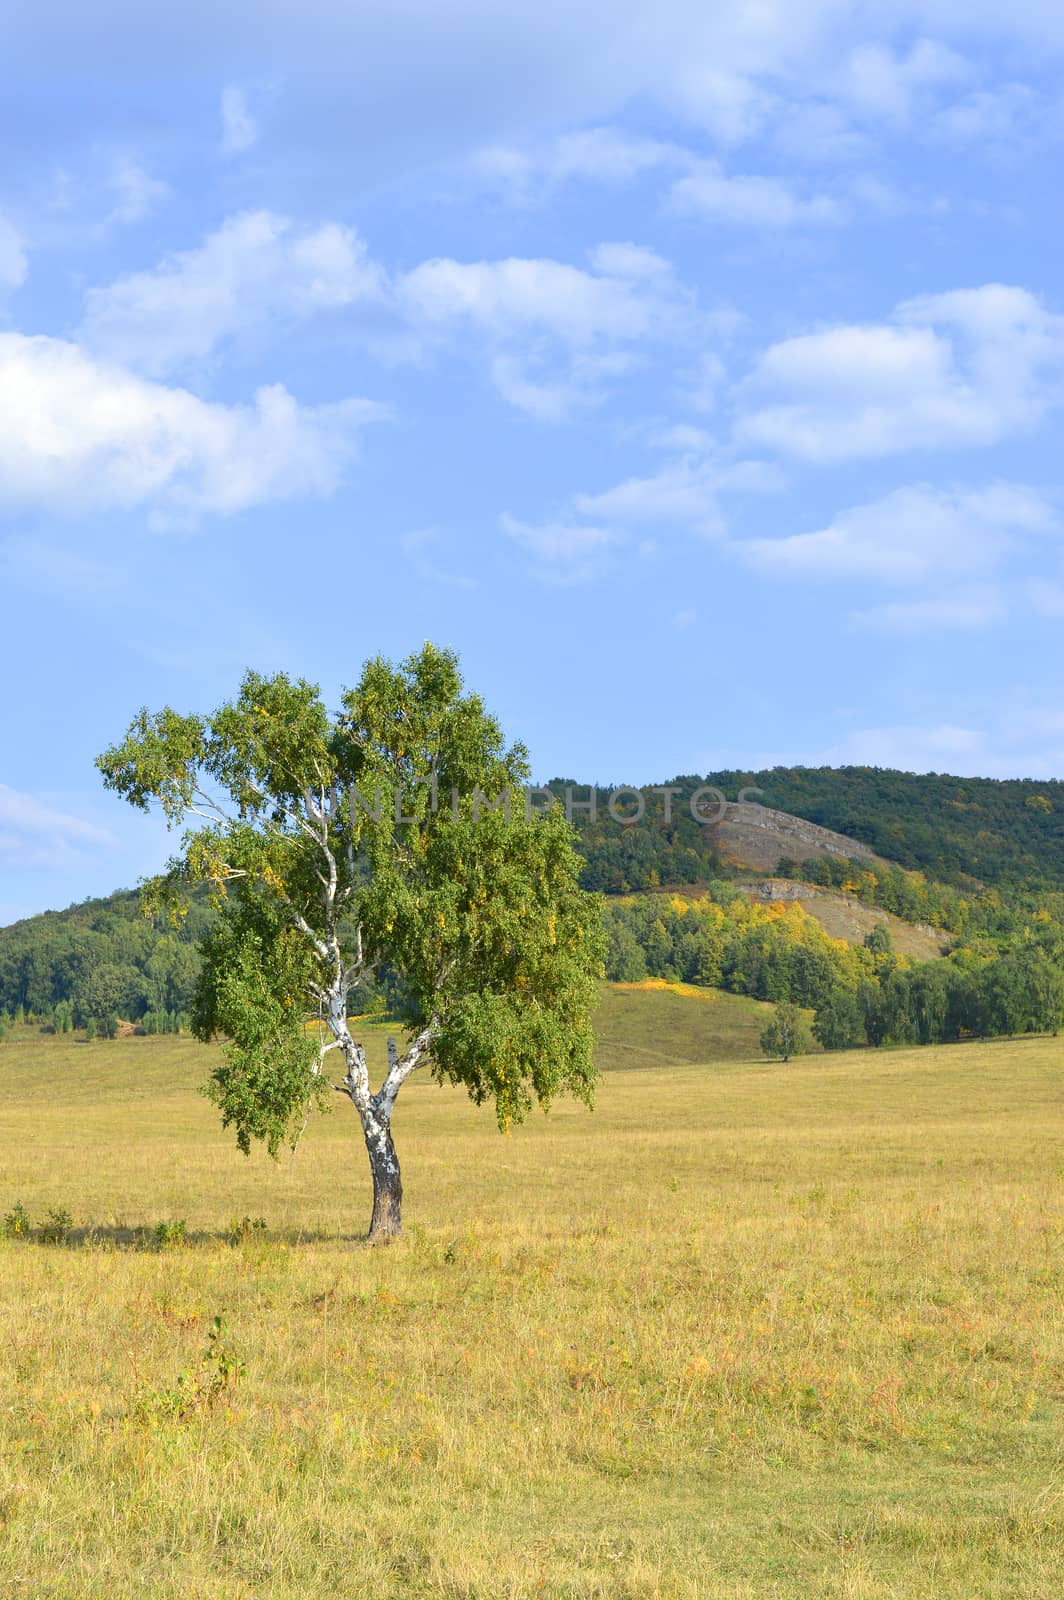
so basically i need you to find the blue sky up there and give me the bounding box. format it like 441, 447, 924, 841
2, 0, 1063, 923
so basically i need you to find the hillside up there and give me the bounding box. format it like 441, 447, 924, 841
569, 767, 1064, 893
736, 880, 950, 962
4, 766, 1064, 1038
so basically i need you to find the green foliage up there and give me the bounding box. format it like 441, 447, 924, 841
40, 1207, 74, 1245
0, 887, 209, 1027
812, 988, 865, 1050
224, 1216, 268, 1245
152, 1219, 188, 1250
193, 910, 326, 1157
603, 892, 865, 1009
2, 1200, 31, 1238
97, 643, 605, 1162
759, 1002, 812, 1062
133, 1314, 245, 1423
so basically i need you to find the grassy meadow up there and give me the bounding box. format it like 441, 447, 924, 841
1, 984, 1063, 1597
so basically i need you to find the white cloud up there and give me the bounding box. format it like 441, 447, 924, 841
398, 253, 677, 346
107, 161, 169, 224
474, 127, 686, 198
738, 482, 1056, 583
672, 607, 697, 630
575, 453, 782, 538
81, 210, 385, 376
397, 248, 691, 418
575, 459, 727, 537
475, 127, 845, 230
839, 39, 971, 125
500, 511, 621, 584
0, 784, 115, 869
849, 587, 1004, 635
80, 216, 685, 419
931, 82, 1049, 144
667, 163, 842, 226
0, 334, 384, 519
221, 84, 258, 155
10, 1, 1064, 183
740, 284, 1064, 460
0, 218, 27, 291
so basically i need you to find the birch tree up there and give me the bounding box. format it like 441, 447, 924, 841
98, 644, 603, 1241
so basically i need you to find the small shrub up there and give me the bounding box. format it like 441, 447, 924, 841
224, 1216, 267, 1245
133, 1314, 245, 1423
152, 1219, 188, 1250
2, 1201, 31, 1238
40, 1207, 74, 1245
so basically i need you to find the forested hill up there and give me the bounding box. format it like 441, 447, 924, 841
0, 889, 212, 1033
565, 767, 1064, 894
2, 765, 1064, 1026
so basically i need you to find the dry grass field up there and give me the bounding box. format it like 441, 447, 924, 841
1, 986, 1062, 1598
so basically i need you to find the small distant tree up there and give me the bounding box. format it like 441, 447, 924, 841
760, 1001, 812, 1063
98, 644, 604, 1241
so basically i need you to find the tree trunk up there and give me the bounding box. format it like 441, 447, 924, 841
364, 1117, 402, 1242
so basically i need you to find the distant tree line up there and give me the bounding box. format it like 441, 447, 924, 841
603, 889, 1064, 1049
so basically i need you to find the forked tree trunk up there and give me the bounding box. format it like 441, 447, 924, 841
364, 1116, 403, 1242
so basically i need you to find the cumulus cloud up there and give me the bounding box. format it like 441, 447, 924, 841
398, 253, 679, 346
396, 248, 692, 418
0, 784, 115, 869
81, 210, 385, 376
78, 214, 686, 419
739, 284, 1064, 460
0, 334, 384, 520
737, 482, 1056, 583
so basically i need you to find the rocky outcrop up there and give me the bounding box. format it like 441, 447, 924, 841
708, 802, 878, 874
